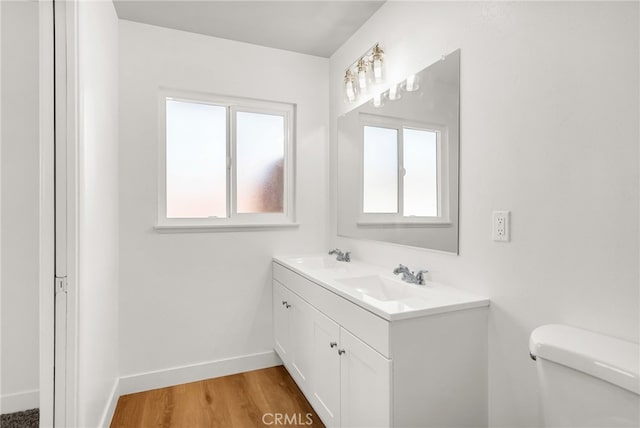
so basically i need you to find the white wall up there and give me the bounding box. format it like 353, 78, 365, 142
330, 2, 639, 427
118, 21, 329, 378
76, 1, 119, 425
0, 0, 40, 413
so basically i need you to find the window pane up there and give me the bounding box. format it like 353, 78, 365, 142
236, 111, 285, 213
403, 128, 438, 216
166, 99, 227, 218
363, 126, 398, 213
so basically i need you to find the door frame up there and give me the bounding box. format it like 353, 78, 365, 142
55, 0, 80, 425
39, 0, 80, 426
38, 1, 55, 425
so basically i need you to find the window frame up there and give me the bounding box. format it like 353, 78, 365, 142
156, 89, 297, 231
357, 113, 451, 226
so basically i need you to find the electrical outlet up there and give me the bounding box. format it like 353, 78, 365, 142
492, 211, 510, 242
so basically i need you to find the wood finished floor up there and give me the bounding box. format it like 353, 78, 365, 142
110, 366, 325, 428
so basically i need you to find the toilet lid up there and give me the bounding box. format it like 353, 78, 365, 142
529, 324, 640, 395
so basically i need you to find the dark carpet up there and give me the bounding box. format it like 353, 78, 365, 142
0, 409, 39, 428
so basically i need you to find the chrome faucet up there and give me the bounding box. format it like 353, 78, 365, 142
329, 248, 351, 262
393, 264, 428, 285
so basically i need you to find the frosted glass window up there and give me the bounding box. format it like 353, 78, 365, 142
160, 92, 294, 227
236, 112, 285, 213
403, 128, 438, 216
166, 100, 227, 218
363, 126, 398, 213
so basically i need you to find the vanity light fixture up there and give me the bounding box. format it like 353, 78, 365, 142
343, 43, 385, 103
344, 69, 357, 102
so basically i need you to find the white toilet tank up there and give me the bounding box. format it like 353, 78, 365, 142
529, 324, 640, 427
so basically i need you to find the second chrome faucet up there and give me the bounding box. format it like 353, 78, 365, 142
329, 248, 351, 262
393, 264, 428, 285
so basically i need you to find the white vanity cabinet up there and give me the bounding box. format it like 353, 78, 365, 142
272, 280, 290, 361
338, 328, 391, 428
273, 280, 314, 393
275, 279, 391, 427
272, 258, 489, 428
309, 310, 341, 426
309, 310, 391, 427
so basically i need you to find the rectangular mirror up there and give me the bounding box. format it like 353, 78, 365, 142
337, 49, 460, 253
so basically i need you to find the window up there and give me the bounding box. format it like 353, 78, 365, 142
360, 115, 449, 225
362, 126, 398, 213
158, 90, 295, 229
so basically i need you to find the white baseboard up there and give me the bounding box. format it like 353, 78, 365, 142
97, 350, 281, 426
118, 350, 282, 396
98, 378, 120, 428
0, 389, 39, 414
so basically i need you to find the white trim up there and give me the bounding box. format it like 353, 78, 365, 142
98, 379, 120, 428
38, 0, 55, 426
118, 351, 282, 396
95, 352, 282, 426
157, 214, 295, 228
356, 220, 452, 227
61, 0, 80, 425
154, 223, 299, 233
0, 0, 2, 416
157, 88, 296, 229
0, 390, 40, 414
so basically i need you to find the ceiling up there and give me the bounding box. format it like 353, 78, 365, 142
113, 1, 385, 58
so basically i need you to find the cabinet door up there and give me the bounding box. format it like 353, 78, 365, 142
288, 292, 314, 394
273, 281, 290, 364
310, 310, 341, 427
340, 328, 392, 428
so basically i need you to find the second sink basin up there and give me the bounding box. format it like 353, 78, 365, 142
288, 256, 338, 269
336, 275, 424, 302
285, 256, 359, 275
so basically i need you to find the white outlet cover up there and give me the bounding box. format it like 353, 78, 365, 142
492, 211, 510, 242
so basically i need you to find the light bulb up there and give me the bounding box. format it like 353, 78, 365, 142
388, 83, 401, 101
373, 93, 383, 108
373, 59, 383, 83
346, 81, 356, 102
371, 44, 385, 84
405, 74, 419, 92
358, 71, 367, 92
344, 70, 357, 102
357, 58, 368, 92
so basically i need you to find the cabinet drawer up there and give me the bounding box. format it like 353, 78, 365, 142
274, 262, 390, 357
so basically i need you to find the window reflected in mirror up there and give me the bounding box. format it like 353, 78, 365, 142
403, 128, 438, 217
363, 126, 398, 214
361, 120, 443, 220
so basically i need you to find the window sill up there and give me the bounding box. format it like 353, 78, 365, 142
154, 223, 300, 233
356, 220, 451, 228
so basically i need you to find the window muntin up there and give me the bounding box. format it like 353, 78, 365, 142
159, 91, 295, 228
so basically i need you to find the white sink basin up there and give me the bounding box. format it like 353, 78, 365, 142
336, 275, 423, 302
288, 256, 338, 269
274, 254, 490, 320
286, 256, 354, 273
